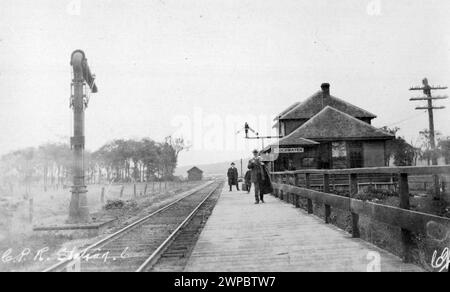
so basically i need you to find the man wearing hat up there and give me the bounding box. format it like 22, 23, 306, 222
227, 162, 240, 191
248, 149, 264, 204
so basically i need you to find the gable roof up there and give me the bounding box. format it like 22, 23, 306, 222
274, 137, 319, 147
273, 102, 301, 121
187, 166, 203, 173
279, 106, 393, 141
279, 91, 377, 120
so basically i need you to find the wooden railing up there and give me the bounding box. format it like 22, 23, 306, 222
270, 166, 450, 262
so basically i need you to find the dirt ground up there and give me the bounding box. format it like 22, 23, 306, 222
0, 180, 205, 272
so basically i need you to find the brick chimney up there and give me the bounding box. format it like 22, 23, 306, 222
321, 83, 330, 96
320, 83, 330, 109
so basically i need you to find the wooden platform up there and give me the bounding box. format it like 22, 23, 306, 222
185, 184, 423, 272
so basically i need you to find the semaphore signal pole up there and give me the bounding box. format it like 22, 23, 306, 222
236, 122, 282, 150
409, 78, 448, 200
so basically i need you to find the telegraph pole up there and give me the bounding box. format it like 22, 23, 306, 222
68, 50, 98, 223
409, 78, 448, 200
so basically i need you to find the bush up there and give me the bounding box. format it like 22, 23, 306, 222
104, 199, 138, 210
104, 199, 125, 209
355, 188, 398, 202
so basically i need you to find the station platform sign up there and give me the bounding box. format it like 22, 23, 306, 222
274, 147, 304, 154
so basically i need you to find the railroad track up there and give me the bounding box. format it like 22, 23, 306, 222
148, 182, 223, 272
43, 181, 223, 272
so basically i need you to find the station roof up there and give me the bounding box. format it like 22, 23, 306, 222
278, 91, 377, 120
187, 166, 203, 173
279, 106, 393, 141
273, 102, 301, 121
262, 137, 319, 153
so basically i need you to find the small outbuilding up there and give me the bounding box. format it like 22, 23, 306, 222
187, 166, 203, 181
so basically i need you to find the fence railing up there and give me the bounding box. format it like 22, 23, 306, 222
270, 166, 450, 262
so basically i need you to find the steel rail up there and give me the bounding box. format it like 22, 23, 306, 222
135, 184, 219, 272
43, 181, 215, 272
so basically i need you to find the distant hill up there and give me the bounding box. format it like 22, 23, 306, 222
175, 158, 251, 178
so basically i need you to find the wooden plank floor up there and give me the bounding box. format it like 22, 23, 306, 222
185, 184, 423, 272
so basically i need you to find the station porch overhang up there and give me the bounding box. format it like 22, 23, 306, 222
262, 138, 392, 171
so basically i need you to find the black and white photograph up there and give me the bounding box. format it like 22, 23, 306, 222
0, 0, 449, 277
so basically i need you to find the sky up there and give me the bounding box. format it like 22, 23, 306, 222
0, 0, 450, 167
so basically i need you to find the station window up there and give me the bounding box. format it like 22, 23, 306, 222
331, 141, 347, 169
302, 158, 315, 168
332, 142, 347, 158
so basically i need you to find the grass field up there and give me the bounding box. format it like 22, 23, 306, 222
0, 180, 205, 271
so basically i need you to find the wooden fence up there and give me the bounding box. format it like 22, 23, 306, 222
271, 166, 450, 262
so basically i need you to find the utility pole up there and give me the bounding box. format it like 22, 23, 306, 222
409, 78, 447, 200
68, 50, 98, 223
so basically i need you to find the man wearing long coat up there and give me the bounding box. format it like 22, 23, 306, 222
244, 170, 252, 193
248, 150, 273, 204
227, 162, 240, 191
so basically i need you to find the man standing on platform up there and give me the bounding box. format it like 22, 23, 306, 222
227, 162, 240, 191
248, 149, 264, 204
244, 169, 252, 193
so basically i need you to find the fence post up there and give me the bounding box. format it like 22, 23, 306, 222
305, 173, 313, 214
332, 175, 335, 192
290, 173, 296, 206
279, 175, 284, 200
323, 173, 331, 224
399, 172, 413, 262
144, 184, 148, 196
287, 173, 292, 203
433, 174, 441, 200
120, 185, 124, 198
272, 174, 276, 197
349, 173, 360, 238
274, 174, 280, 197
101, 187, 105, 204
294, 173, 300, 207
133, 184, 137, 198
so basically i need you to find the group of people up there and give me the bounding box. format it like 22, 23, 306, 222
227, 149, 273, 204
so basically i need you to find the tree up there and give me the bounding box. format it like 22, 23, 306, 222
0, 136, 185, 190
392, 137, 417, 166
35, 143, 72, 190
418, 129, 442, 165
165, 136, 190, 161
437, 137, 450, 164
382, 127, 418, 166
140, 138, 159, 181
158, 136, 189, 180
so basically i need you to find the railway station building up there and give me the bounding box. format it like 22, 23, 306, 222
263, 83, 394, 171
